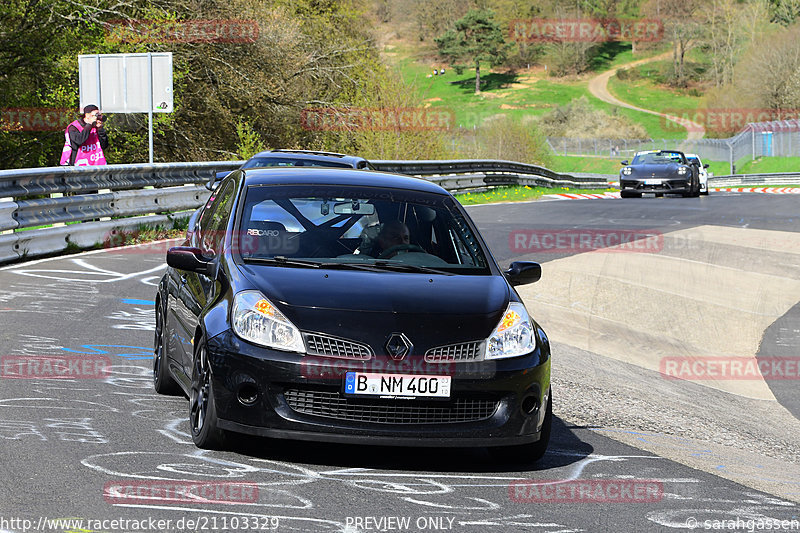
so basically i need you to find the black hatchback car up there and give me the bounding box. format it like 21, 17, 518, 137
619, 149, 700, 198
155, 168, 551, 461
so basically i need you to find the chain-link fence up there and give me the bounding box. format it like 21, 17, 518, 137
547, 119, 800, 174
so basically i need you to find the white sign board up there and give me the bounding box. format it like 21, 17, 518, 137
79, 53, 173, 113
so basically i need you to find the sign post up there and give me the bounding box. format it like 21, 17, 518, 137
78, 52, 173, 163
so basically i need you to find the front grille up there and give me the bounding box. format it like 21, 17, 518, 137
283, 389, 498, 424
425, 341, 484, 362
303, 333, 372, 360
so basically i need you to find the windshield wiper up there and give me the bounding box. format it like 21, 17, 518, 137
244, 256, 455, 275
244, 257, 384, 272
242, 256, 326, 268
371, 261, 454, 276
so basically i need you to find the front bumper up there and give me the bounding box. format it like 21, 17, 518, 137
205, 330, 551, 447
620, 178, 691, 194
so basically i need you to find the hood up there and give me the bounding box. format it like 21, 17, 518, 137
627, 163, 684, 176
238, 263, 508, 313
236, 264, 511, 352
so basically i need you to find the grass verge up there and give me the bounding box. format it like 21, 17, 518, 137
456, 185, 615, 205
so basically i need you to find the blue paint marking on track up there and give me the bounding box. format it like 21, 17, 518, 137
122, 298, 156, 306
61, 344, 151, 360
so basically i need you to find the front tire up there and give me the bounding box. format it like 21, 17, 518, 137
488, 390, 552, 464
684, 174, 701, 197
190, 335, 226, 449
620, 190, 641, 198
153, 301, 180, 395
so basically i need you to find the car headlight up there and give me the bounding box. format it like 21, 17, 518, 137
485, 302, 536, 360
232, 291, 305, 353
622, 167, 633, 176
677, 166, 688, 175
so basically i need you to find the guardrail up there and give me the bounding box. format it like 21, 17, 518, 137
0, 161, 796, 264
708, 172, 800, 187
0, 162, 240, 263
369, 159, 608, 190
0, 159, 608, 264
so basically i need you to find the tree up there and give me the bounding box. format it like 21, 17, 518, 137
0, 0, 384, 168
643, 0, 702, 87
771, 0, 800, 25
435, 9, 508, 94
699, 0, 771, 88
735, 24, 800, 112
413, 0, 472, 41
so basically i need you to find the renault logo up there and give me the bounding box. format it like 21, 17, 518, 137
385, 333, 412, 360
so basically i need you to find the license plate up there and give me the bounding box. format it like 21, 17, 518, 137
644, 179, 662, 185
344, 372, 451, 398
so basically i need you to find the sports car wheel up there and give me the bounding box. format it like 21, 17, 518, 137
190, 336, 226, 449
153, 302, 180, 395
620, 191, 641, 198
691, 176, 701, 197
488, 390, 552, 464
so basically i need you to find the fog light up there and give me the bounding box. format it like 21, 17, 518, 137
521, 395, 539, 415
237, 383, 259, 406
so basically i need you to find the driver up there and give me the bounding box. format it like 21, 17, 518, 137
376, 220, 410, 254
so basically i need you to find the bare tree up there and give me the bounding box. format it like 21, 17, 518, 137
736, 24, 800, 112
643, 0, 702, 87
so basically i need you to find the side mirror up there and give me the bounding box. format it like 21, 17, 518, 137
504, 261, 541, 286
206, 171, 230, 191
620, 160, 629, 165
167, 247, 215, 277
703, 163, 709, 169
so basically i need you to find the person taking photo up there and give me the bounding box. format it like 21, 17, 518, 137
59, 104, 109, 166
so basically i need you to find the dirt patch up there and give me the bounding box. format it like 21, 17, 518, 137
479, 92, 509, 99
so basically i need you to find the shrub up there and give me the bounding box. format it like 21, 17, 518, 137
538, 96, 648, 139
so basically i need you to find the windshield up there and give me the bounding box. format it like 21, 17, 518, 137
241, 157, 352, 169
631, 152, 686, 165
236, 185, 490, 274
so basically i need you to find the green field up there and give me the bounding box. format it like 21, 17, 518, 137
608, 63, 702, 116
589, 42, 669, 72
548, 155, 621, 174
737, 157, 800, 174
390, 41, 686, 137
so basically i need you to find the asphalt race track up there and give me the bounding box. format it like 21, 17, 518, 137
0, 191, 798, 533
